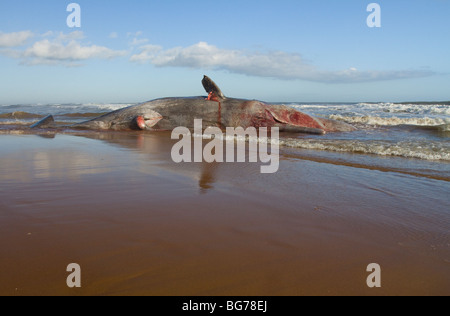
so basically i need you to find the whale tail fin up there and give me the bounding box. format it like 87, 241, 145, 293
30, 115, 55, 129
202, 75, 226, 100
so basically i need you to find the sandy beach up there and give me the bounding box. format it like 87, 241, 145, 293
0, 131, 448, 296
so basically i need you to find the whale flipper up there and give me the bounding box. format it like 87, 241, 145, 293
30, 115, 55, 129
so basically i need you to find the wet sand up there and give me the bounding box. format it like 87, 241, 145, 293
0, 132, 449, 296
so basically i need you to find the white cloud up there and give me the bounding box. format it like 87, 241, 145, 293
109, 32, 118, 39
127, 31, 143, 38
1, 31, 434, 82
55, 31, 85, 41
40, 30, 85, 42
23, 39, 126, 65
130, 37, 149, 47
129, 44, 162, 63
130, 41, 433, 83
126, 31, 149, 47
1, 31, 127, 66
0, 31, 33, 48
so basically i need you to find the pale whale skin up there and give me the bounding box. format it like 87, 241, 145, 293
72, 103, 163, 131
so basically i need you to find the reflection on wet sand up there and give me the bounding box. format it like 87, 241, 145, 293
0, 132, 226, 194
75, 131, 222, 193
0, 132, 449, 296
0, 135, 115, 182
198, 163, 218, 193
73, 131, 260, 194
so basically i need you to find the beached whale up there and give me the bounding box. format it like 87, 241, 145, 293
31, 76, 355, 134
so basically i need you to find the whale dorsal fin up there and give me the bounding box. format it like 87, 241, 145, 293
202, 75, 226, 100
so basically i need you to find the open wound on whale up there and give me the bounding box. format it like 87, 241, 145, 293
134, 115, 163, 130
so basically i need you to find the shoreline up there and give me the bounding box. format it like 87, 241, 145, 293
2, 126, 449, 181
0, 132, 449, 295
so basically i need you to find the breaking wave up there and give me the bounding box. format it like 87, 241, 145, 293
437, 124, 450, 132
0, 120, 36, 126
355, 103, 450, 116
0, 111, 43, 119
328, 115, 449, 127
0, 103, 133, 116
192, 132, 450, 162
277, 138, 450, 161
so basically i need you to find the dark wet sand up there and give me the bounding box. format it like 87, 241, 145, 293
0, 132, 449, 296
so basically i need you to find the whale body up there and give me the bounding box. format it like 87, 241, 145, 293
31, 76, 355, 134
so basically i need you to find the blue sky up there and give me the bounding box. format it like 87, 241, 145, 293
0, 0, 449, 104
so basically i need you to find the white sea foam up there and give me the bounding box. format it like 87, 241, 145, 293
279, 139, 450, 161
291, 102, 449, 112
328, 115, 449, 126
0, 120, 33, 125
0, 103, 134, 116
80, 103, 133, 111
378, 103, 450, 116
193, 132, 450, 161
287, 102, 450, 127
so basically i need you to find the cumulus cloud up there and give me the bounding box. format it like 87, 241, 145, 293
23, 40, 125, 65
127, 31, 149, 47
129, 44, 163, 63
1, 30, 434, 82
0, 31, 33, 47
127, 31, 143, 38
130, 37, 149, 46
1, 31, 126, 66
130, 41, 433, 83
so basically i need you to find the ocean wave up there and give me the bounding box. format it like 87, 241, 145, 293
0, 111, 43, 119
278, 139, 450, 161
66, 103, 133, 112
0, 103, 133, 116
289, 104, 340, 109
289, 102, 450, 117
380, 103, 450, 116
0, 120, 35, 126
56, 112, 109, 118
0, 111, 111, 120
192, 132, 450, 161
328, 115, 449, 127
437, 124, 450, 132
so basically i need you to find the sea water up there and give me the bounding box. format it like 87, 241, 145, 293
1, 101, 449, 180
